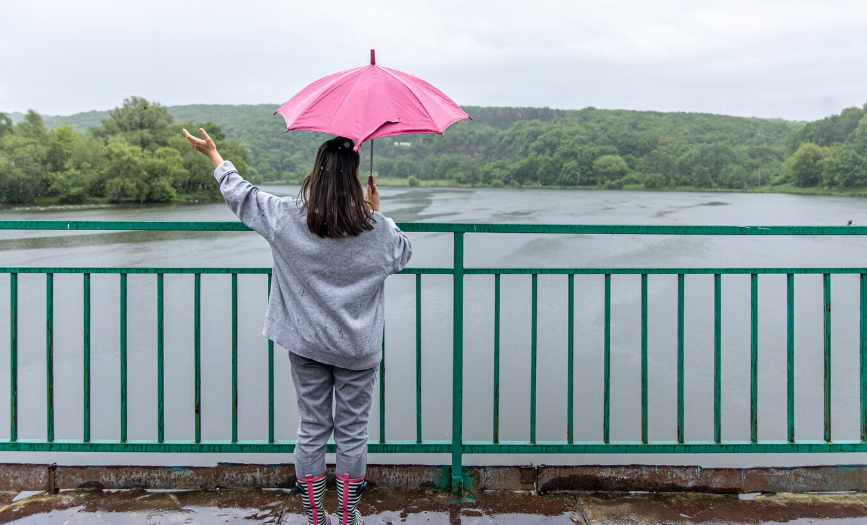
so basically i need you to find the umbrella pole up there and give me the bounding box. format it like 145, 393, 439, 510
370, 139, 374, 178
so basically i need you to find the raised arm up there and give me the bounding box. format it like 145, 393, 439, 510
183, 128, 281, 242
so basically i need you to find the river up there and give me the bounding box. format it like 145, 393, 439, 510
2, 186, 867, 468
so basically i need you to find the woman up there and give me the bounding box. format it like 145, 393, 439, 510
183, 128, 412, 525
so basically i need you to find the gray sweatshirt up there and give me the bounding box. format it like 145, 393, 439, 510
214, 161, 413, 370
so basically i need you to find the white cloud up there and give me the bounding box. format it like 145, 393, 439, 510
1, 0, 866, 120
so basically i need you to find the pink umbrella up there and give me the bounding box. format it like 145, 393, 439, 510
274, 50, 471, 183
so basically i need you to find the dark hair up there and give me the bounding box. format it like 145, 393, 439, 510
299, 136, 374, 238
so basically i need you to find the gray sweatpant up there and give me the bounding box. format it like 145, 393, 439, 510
289, 351, 378, 479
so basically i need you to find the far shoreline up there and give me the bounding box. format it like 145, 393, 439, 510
3, 181, 867, 212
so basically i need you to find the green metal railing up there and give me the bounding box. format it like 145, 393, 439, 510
4, 221, 867, 494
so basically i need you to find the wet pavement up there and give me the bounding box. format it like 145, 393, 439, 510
2, 488, 867, 524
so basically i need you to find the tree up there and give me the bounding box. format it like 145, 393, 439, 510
787, 105, 866, 152
536, 156, 560, 185
718, 164, 748, 189
640, 148, 678, 179
16, 110, 47, 139
643, 173, 666, 189
0, 112, 12, 137
852, 114, 867, 152
437, 154, 463, 181
145, 147, 188, 189
675, 144, 739, 188
593, 155, 629, 183
97, 96, 174, 150
392, 154, 416, 178
511, 154, 541, 185
482, 160, 510, 185
146, 178, 177, 203
0, 135, 48, 203
375, 157, 394, 178
45, 125, 77, 174
457, 158, 482, 186
822, 147, 867, 188
787, 143, 827, 187
101, 140, 149, 202
558, 160, 581, 186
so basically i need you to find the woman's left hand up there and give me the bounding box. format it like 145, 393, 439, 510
183, 128, 224, 167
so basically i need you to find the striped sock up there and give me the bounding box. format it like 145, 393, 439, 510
295, 471, 328, 525
335, 472, 367, 525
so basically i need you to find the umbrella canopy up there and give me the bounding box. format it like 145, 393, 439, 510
274, 50, 471, 151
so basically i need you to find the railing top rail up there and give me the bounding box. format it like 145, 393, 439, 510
3, 220, 867, 235
1, 267, 867, 275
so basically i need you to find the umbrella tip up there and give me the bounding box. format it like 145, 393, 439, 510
370, 49, 375, 65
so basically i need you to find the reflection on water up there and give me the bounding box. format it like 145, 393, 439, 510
0, 230, 231, 253
3, 187, 867, 467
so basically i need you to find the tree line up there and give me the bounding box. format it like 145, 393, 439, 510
4, 98, 867, 205
167, 104, 805, 190
0, 97, 247, 204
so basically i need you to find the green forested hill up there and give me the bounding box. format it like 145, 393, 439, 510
4, 98, 867, 206
13, 102, 804, 187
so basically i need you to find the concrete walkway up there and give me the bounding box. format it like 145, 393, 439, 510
2, 488, 867, 523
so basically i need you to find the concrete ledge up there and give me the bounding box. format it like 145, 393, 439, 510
536, 465, 867, 494
2, 463, 867, 494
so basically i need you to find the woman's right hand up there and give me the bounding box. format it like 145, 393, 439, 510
364, 182, 380, 212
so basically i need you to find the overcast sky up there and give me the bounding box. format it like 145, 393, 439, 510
2, 0, 866, 121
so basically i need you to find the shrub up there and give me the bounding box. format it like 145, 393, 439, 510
147, 178, 177, 203
643, 173, 666, 189
59, 187, 87, 204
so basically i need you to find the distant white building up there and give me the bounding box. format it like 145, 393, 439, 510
394, 141, 412, 147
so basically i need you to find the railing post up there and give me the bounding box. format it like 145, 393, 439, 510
787, 273, 795, 443
120, 273, 128, 443
157, 273, 165, 444
46, 273, 54, 443
231, 273, 238, 444
416, 274, 423, 444
267, 272, 274, 444
452, 232, 465, 495
9, 273, 17, 443
194, 273, 202, 444
83, 273, 91, 443
824, 273, 832, 443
